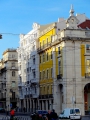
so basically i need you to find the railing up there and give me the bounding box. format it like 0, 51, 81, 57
10, 98, 18, 102
0, 98, 6, 101
39, 94, 53, 99
31, 78, 37, 84
37, 35, 61, 53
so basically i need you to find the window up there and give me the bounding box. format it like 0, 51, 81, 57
43, 54, 45, 62
33, 45, 35, 50
12, 71, 15, 76
40, 42, 41, 49
12, 92, 15, 99
40, 56, 41, 63
51, 51, 53, 59
58, 61, 61, 74
29, 67, 31, 72
35, 86, 37, 93
33, 70, 36, 78
47, 38, 48, 46
86, 44, 90, 53
12, 62, 15, 67
12, 81, 16, 87
86, 59, 90, 77
28, 62, 29, 67
33, 58, 35, 64
43, 40, 44, 48
51, 36, 52, 43
47, 53, 48, 61
51, 68, 53, 78
47, 86, 49, 94
19, 65, 21, 70
40, 72, 41, 80
43, 71, 45, 79
58, 47, 61, 54
47, 69, 49, 79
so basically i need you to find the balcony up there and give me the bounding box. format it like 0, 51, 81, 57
10, 98, 18, 102
18, 82, 22, 87
37, 36, 61, 53
57, 74, 62, 80
31, 78, 37, 84
39, 94, 53, 99
32, 94, 38, 98
19, 94, 24, 99
24, 94, 32, 98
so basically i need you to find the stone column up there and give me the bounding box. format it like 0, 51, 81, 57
46, 100, 48, 111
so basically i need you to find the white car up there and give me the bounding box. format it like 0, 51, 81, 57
59, 108, 81, 120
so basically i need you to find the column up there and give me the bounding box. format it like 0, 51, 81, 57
46, 100, 48, 111
33, 99, 34, 112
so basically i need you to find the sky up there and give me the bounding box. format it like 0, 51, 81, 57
0, 0, 90, 58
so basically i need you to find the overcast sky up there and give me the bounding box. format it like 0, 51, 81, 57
0, 0, 90, 58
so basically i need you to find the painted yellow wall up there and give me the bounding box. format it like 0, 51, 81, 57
39, 28, 56, 95
81, 44, 85, 76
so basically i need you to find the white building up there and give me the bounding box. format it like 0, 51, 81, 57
0, 48, 19, 111
17, 23, 51, 112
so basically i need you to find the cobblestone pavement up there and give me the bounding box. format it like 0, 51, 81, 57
0, 115, 31, 120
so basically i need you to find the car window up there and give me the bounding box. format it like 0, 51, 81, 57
61, 110, 64, 114
75, 109, 80, 113
70, 109, 75, 114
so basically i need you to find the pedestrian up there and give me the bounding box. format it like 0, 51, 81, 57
46, 110, 52, 120
51, 109, 58, 120
10, 107, 15, 120
38, 114, 44, 120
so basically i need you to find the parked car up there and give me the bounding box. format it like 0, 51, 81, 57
59, 108, 81, 120
0, 108, 5, 113
31, 110, 48, 119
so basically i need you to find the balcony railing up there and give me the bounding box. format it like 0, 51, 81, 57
31, 78, 37, 84
0, 98, 6, 101
39, 94, 53, 99
37, 35, 61, 53
10, 98, 18, 102
18, 82, 22, 87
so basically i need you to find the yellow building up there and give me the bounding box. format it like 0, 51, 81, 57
37, 23, 57, 110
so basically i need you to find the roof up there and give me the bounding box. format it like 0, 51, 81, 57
78, 20, 90, 29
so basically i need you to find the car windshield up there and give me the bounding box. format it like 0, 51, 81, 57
43, 111, 48, 114
38, 111, 43, 114
75, 109, 80, 113
70, 109, 75, 114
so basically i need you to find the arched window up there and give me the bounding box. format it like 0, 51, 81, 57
12, 71, 15, 76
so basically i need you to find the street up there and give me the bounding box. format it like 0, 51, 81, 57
0, 114, 90, 120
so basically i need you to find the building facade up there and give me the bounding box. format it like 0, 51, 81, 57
17, 23, 50, 112
37, 19, 66, 111
0, 49, 19, 110
51, 7, 90, 115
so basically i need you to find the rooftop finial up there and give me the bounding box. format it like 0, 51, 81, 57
69, 4, 74, 16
